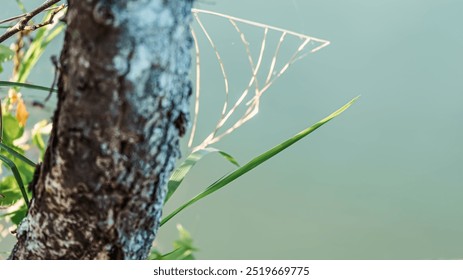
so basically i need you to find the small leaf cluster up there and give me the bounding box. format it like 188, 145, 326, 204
0, 4, 62, 231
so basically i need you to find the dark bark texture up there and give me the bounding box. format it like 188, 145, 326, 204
10, 0, 193, 259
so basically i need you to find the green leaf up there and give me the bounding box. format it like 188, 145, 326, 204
1, 114, 23, 145
174, 224, 195, 248
0, 45, 14, 72
16, 0, 27, 13
0, 45, 13, 61
165, 147, 240, 203
0, 154, 30, 208
161, 96, 359, 226
32, 133, 46, 158
10, 205, 27, 225
149, 225, 196, 260
0, 142, 36, 167
32, 120, 51, 159
217, 150, 240, 167
0, 81, 57, 93
0, 176, 22, 206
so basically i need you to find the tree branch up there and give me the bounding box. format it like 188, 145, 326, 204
0, 0, 62, 43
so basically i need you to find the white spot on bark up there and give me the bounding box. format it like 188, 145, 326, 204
78, 57, 90, 68
159, 72, 170, 89
128, 44, 152, 91
149, 0, 163, 11
16, 216, 29, 236
45, 176, 61, 193
26, 240, 42, 252
158, 9, 174, 28
161, 97, 171, 108
173, 25, 186, 42
107, 209, 114, 226
96, 251, 110, 260
113, 55, 128, 74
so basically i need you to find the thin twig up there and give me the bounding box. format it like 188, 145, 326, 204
23, 4, 66, 32
0, 5, 62, 25
44, 55, 60, 102
0, 0, 62, 43
0, 14, 25, 25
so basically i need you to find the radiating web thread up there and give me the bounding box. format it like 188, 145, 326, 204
189, 9, 330, 152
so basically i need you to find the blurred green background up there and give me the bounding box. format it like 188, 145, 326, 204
1, 0, 463, 259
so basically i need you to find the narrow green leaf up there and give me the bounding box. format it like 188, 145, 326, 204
0, 81, 57, 93
16, 26, 47, 83
165, 147, 239, 203
161, 96, 359, 226
153, 247, 195, 260
0, 154, 30, 208
31, 119, 51, 159
0, 142, 36, 167
218, 150, 240, 167
17, 22, 65, 83
16, 0, 27, 13
43, 24, 65, 46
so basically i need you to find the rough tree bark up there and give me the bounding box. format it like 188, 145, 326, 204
9, 0, 194, 259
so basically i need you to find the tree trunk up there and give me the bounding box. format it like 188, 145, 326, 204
10, 0, 194, 259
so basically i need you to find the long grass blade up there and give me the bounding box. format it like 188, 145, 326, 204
153, 247, 195, 260
0, 142, 36, 167
0, 154, 30, 208
165, 147, 239, 203
161, 96, 359, 226
0, 81, 56, 93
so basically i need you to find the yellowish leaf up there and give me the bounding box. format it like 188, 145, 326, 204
16, 99, 29, 127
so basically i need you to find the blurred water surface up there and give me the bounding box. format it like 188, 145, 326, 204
1, 0, 462, 259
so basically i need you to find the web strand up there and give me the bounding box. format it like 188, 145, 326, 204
190, 9, 330, 151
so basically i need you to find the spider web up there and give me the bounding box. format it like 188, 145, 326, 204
188, 9, 330, 152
